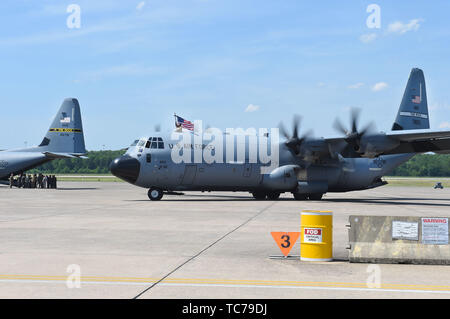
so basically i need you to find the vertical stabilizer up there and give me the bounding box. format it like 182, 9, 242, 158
38, 98, 86, 154
392, 68, 429, 131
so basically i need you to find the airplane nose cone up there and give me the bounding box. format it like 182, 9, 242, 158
110, 155, 140, 184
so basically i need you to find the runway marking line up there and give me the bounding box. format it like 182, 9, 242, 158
1, 274, 450, 292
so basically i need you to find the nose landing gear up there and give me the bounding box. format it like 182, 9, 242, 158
148, 187, 164, 201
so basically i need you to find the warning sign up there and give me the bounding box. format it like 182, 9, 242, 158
422, 218, 449, 245
303, 228, 322, 243
271, 232, 300, 256
392, 221, 419, 241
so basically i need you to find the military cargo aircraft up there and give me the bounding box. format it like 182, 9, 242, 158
0, 98, 86, 182
110, 68, 450, 200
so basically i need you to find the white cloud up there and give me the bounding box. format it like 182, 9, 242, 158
387, 19, 423, 35
359, 33, 377, 43
136, 1, 146, 11
372, 82, 388, 92
348, 82, 364, 89
245, 104, 260, 112
439, 122, 450, 129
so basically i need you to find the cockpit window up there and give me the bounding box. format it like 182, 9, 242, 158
130, 140, 139, 146
157, 137, 164, 149
145, 137, 164, 149
151, 137, 158, 149
137, 140, 146, 147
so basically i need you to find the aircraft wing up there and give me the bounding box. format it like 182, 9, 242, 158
386, 129, 450, 142
319, 129, 450, 158
381, 129, 450, 155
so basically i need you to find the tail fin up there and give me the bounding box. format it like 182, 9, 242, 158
38, 98, 86, 155
391, 68, 429, 131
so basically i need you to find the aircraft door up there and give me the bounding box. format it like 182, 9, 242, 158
145, 137, 169, 185
146, 152, 168, 182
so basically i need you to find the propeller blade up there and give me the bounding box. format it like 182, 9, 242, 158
359, 121, 376, 136
301, 129, 314, 141
292, 114, 301, 139
350, 108, 361, 134
333, 118, 348, 135
278, 122, 290, 140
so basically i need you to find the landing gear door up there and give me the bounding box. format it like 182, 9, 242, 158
243, 163, 252, 177
181, 165, 197, 185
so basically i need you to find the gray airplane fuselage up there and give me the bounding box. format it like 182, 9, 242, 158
113, 133, 412, 194
0, 149, 50, 179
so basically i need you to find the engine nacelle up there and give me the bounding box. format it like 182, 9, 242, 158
261, 165, 299, 190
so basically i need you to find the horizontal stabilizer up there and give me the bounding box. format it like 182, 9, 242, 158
43, 152, 87, 159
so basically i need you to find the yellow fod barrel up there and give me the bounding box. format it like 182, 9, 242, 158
300, 210, 333, 261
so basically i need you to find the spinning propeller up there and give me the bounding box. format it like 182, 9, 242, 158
333, 108, 375, 154
279, 115, 311, 155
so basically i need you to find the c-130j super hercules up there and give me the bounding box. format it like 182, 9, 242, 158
110, 68, 450, 201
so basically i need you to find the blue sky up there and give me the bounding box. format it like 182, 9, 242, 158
1, 0, 450, 150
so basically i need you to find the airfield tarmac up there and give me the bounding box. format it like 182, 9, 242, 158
0, 182, 449, 299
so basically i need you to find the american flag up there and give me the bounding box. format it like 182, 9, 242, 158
412, 95, 421, 104
175, 115, 194, 131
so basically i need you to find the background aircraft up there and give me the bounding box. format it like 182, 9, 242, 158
110, 68, 450, 200
0, 98, 86, 182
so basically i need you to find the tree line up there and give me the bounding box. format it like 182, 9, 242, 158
29, 151, 450, 177
390, 154, 450, 177
29, 150, 126, 174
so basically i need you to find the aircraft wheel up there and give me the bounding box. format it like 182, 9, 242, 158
293, 193, 308, 200
252, 191, 267, 200
267, 192, 281, 200
308, 193, 323, 200
148, 187, 164, 201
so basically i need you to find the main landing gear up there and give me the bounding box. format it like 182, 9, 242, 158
252, 191, 323, 200
292, 193, 323, 201
148, 187, 164, 201
252, 191, 281, 200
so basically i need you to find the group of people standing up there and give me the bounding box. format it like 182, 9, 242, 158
9, 173, 57, 189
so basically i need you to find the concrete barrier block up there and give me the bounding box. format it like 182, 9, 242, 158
348, 215, 450, 265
